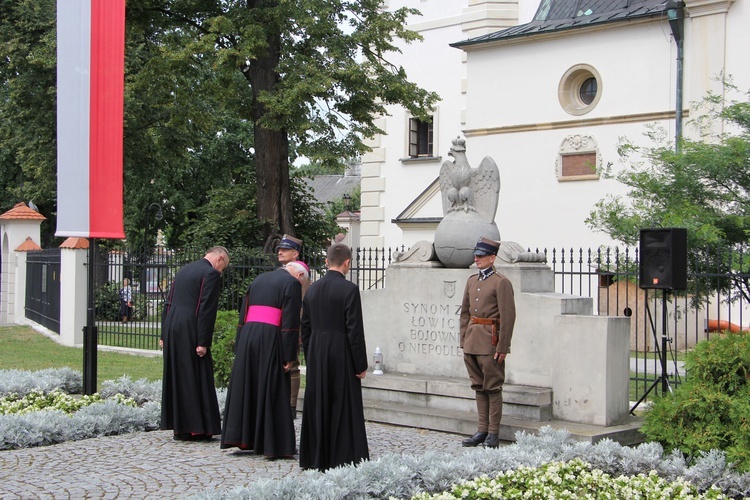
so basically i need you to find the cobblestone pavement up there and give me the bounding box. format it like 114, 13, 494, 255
1, 419, 466, 499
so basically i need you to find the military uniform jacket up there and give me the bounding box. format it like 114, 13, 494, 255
459, 270, 516, 355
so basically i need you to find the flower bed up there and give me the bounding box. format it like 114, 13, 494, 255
3, 368, 750, 499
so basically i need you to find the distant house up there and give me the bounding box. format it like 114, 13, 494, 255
301, 162, 361, 247
301, 162, 361, 211
360, 0, 748, 251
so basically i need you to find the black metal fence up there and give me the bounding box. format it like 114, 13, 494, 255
90, 243, 750, 406
546, 246, 750, 406
92, 246, 398, 350
25, 249, 61, 333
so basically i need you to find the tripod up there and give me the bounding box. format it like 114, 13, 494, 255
630, 288, 674, 414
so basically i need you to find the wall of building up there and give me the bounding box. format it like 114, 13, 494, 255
363, 1, 523, 249
362, 0, 748, 253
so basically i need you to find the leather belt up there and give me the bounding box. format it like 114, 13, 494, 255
470, 316, 499, 346
470, 316, 495, 326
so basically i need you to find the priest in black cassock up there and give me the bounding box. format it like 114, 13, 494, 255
220, 261, 308, 457
299, 243, 369, 471
160, 246, 229, 440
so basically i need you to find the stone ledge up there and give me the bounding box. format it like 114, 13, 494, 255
297, 394, 643, 446
362, 372, 553, 407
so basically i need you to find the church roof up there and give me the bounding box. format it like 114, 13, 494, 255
452, 0, 670, 48
0, 202, 46, 221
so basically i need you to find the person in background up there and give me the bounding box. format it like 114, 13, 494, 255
276, 234, 308, 420
119, 278, 132, 323
299, 243, 368, 471
459, 237, 516, 449
220, 261, 308, 457
160, 246, 229, 441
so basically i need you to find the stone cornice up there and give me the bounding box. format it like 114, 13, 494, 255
464, 110, 685, 137
684, 0, 735, 18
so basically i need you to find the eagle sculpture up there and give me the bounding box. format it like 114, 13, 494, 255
438, 137, 500, 222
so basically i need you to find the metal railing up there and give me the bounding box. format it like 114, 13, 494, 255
25, 249, 61, 333
92, 245, 400, 350
92, 243, 750, 405
545, 245, 750, 405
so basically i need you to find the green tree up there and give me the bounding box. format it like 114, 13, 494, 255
123, 5, 257, 249
2, 1, 437, 250
0, 1, 256, 248
296, 157, 352, 176
586, 83, 750, 301
0, 0, 59, 246
141, 0, 439, 245
183, 170, 339, 250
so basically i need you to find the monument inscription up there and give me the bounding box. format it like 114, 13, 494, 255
400, 301, 463, 357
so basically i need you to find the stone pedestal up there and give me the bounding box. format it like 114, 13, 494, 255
361, 261, 631, 427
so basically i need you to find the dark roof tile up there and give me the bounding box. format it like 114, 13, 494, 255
452, 0, 670, 47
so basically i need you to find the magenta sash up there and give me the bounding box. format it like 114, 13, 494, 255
245, 305, 282, 327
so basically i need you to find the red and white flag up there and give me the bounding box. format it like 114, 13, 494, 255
56, 0, 126, 239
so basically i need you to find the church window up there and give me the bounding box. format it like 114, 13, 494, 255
558, 64, 602, 116
409, 117, 433, 157
579, 77, 597, 105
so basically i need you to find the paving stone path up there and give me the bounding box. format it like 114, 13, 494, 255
1, 419, 465, 499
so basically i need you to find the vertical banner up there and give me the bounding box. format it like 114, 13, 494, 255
56, 0, 126, 239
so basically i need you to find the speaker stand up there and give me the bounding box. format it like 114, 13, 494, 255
630, 289, 673, 414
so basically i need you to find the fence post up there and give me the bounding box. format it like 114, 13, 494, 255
11, 238, 42, 324
59, 238, 88, 346
11, 250, 26, 324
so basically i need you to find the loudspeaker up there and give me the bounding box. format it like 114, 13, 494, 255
639, 228, 687, 290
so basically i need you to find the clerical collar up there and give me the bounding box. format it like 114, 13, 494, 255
478, 267, 495, 281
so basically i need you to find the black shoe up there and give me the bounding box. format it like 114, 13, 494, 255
482, 434, 500, 448
461, 432, 488, 447
291, 406, 297, 420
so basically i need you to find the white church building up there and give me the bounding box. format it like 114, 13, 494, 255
359, 0, 749, 252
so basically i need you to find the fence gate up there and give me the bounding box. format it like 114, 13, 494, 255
25, 248, 61, 333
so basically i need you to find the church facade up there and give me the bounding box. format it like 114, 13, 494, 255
359, 0, 748, 251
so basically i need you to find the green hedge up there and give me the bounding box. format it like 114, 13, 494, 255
641, 332, 750, 471
212, 310, 238, 389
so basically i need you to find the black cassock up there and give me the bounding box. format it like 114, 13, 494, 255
299, 270, 369, 471
221, 268, 301, 457
161, 258, 222, 436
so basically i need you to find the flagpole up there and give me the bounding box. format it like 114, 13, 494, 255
83, 238, 98, 395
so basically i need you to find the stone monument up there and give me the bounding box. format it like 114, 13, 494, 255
434, 137, 501, 268
359, 137, 634, 441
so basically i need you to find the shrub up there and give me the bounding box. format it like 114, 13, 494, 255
642, 332, 750, 471
212, 310, 238, 389
99, 376, 162, 405
0, 368, 82, 397
94, 281, 121, 321
687, 332, 750, 394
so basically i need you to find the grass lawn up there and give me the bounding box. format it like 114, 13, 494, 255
631, 349, 687, 362
1, 325, 163, 387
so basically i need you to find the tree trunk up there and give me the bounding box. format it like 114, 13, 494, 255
245, 1, 293, 245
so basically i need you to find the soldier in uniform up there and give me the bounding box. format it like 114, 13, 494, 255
459, 237, 516, 448
276, 234, 308, 419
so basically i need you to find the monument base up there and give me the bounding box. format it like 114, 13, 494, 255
362, 260, 632, 428
299, 371, 644, 445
